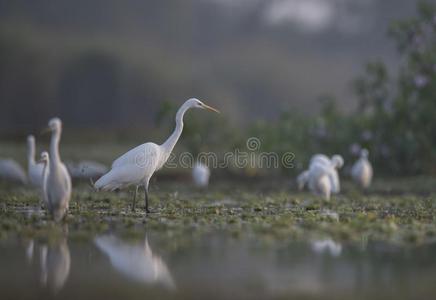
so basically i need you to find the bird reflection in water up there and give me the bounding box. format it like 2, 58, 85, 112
311, 239, 342, 257
94, 235, 175, 289
39, 237, 71, 294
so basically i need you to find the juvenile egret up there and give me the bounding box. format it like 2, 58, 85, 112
42, 118, 72, 222
192, 162, 210, 188
95, 98, 219, 212
27, 135, 45, 187
66, 161, 108, 179
351, 148, 373, 189
307, 162, 332, 200
0, 158, 27, 184
95, 235, 175, 289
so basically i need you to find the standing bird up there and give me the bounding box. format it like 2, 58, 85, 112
192, 162, 210, 188
307, 162, 332, 200
351, 148, 373, 189
94, 98, 219, 212
27, 135, 45, 188
0, 158, 27, 184
42, 118, 72, 222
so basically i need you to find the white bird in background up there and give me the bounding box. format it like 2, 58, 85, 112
0, 158, 27, 184
66, 160, 108, 180
192, 162, 210, 188
42, 118, 72, 222
307, 162, 332, 200
297, 154, 343, 193
27, 135, 45, 188
351, 148, 373, 189
95, 235, 175, 289
95, 98, 219, 213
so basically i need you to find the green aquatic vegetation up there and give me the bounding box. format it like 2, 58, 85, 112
1, 178, 436, 246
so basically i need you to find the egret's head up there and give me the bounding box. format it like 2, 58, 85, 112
361, 148, 369, 158
331, 155, 344, 169
187, 98, 220, 113
27, 135, 35, 145
48, 118, 62, 131
42, 117, 62, 134
39, 151, 49, 164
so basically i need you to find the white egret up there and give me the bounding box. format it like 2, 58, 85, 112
351, 148, 373, 189
192, 162, 210, 188
27, 135, 45, 188
42, 118, 72, 222
95, 235, 175, 289
307, 162, 332, 200
94, 98, 219, 212
310, 154, 343, 194
0, 158, 27, 184
66, 160, 108, 179
298, 154, 343, 193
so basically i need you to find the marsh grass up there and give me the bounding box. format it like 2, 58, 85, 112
1, 176, 436, 247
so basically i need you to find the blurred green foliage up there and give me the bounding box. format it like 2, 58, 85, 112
249, 2, 436, 175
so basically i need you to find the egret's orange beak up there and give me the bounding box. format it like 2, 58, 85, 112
203, 104, 220, 113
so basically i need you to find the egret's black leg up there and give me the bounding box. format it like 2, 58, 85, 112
132, 186, 139, 211
145, 188, 150, 213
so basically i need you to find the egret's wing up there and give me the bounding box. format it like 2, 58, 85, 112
112, 143, 160, 170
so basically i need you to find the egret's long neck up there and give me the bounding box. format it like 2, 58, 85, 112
27, 140, 35, 165
161, 104, 189, 154
50, 129, 62, 166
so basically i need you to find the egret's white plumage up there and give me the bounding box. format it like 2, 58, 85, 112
95, 98, 219, 212
298, 154, 343, 194
308, 162, 332, 200
192, 162, 210, 188
351, 148, 373, 189
27, 135, 44, 188
66, 160, 108, 179
95, 235, 175, 289
0, 158, 27, 184
42, 118, 72, 222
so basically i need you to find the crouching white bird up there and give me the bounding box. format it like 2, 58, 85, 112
42, 118, 72, 222
94, 98, 220, 213
27, 135, 45, 188
192, 162, 210, 188
310, 154, 343, 194
0, 158, 27, 184
307, 162, 332, 200
351, 148, 373, 189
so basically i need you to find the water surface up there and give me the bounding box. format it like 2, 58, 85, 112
1, 232, 435, 300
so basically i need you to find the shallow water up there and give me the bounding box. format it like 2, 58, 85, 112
1, 232, 435, 300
